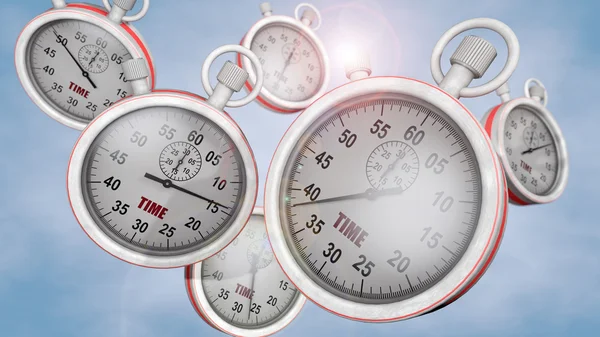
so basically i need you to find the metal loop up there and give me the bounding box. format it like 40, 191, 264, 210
294, 3, 322, 31
431, 18, 520, 98
201, 45, 264, 108
524, 78, 548, 107
103, 0, 149, 22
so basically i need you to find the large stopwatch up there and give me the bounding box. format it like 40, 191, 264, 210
238, 2, 330, 113
15, 0, 155, 130
263, 18, 518, 322
481, 78, 568, 205
186, 206, 305, 337
67, 45, 264, 268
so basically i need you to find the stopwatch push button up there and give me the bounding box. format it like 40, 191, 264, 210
217, 61, 249, 93
114, 0, 137, 11
122, 58, 150, 95
528, 85, 545, 101
301, 8, 318, 26
450, 35, 497, 79
344, 52, 372, 81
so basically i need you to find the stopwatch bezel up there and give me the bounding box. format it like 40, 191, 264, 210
67, 91, 258, 269
264, 76, 506, 322
239, 15, 330, 113
483, 98, 568, 205
14, 5, 155, 131
185, 206, 306, 337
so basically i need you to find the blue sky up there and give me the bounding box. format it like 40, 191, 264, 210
1, 0, 599, 336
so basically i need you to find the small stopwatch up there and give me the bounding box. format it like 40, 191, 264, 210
186, 206, 306, 337
67, 45, 264, 268
481, 78, 568, 205
264, 18, 519, 322
15, 0, 155, 130
239, 2, 330, 113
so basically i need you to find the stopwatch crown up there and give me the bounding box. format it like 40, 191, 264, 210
301, 7, 318, 26
528, 85, 545, 100
345, 52, 372, 81
113, 0, 137, 11
122, 58, 149, 81
450, 35, 497, 79
260, 2, 273, 16
217, 61, 249, 92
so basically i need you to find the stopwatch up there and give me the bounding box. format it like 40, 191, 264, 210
263, 18, 519, 322
15, 0, 155, 130
186, 206, 306, 337
238, 2, 330, 113
481, 78, 568, 205
67, 45, 264, 268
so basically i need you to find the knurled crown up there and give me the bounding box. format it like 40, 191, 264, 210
113, 0, 136, 11
529, 85, 545, 99
301, 8, 317, 23
217, 61, 249, 92
260, 2, 272, 15
344, 52, 372, 79
122, 58, 149, 81
450, 35, 497, 79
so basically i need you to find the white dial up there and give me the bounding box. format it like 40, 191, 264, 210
503, 106, 558, 195
81, 106, 246, 256
28, 20, 133, 123
198, 212, 300, 328
279, 98, 482, 303
250, 24, 323, 102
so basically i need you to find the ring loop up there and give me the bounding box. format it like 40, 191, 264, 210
103, 0, 149, 22
294, 3, 322, 31
431, 18, 520, 98
201, 45, 264, 108
524, 78, 548, 107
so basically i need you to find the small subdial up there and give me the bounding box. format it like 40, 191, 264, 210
366, 141, 419, 191
78, 44, 109, 74
522, 127, 539, 148
247, 239, 274, 270
281, 43, 301, 64
159, 141, 202, 181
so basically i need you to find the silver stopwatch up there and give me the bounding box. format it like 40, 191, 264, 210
481, 78, 568, 205
264, 18, 519, 322
15, 0, 155, 130
186, 206, 305, 337
239, 2, 330, 113
67, 45, 264, 268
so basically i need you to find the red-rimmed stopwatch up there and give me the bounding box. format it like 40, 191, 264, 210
481, 78, 568, 205
263, 18, 518, 322
67, 45, 264, 268
15, 0, 156, 130
239, 2, 330, 113
186, 206, 306, 337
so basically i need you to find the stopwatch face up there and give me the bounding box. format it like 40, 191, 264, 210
27, 19, 134, 123
503, 106, 558, 195
199, 212, 301, 328
81, 106, 246, 256
250, 24, 324, 102
279, 96, 482, 304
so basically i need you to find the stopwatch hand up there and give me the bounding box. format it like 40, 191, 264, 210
521, 143, 552, 155
293, 187, 404, 207
52, 30, 98, 89
143, 173, 229, 209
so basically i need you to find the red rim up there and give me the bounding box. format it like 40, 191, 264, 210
264, 75, 505, 322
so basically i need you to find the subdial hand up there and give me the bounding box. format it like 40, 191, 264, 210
143, 173, 229, 209
52, 29, 97, 89
380, 157, 402, 180
275, 46, 297, 86
521, 143, 552, 155
88, 50, 100, 67
293, 187, 404, 207
174, 151, 191, 171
